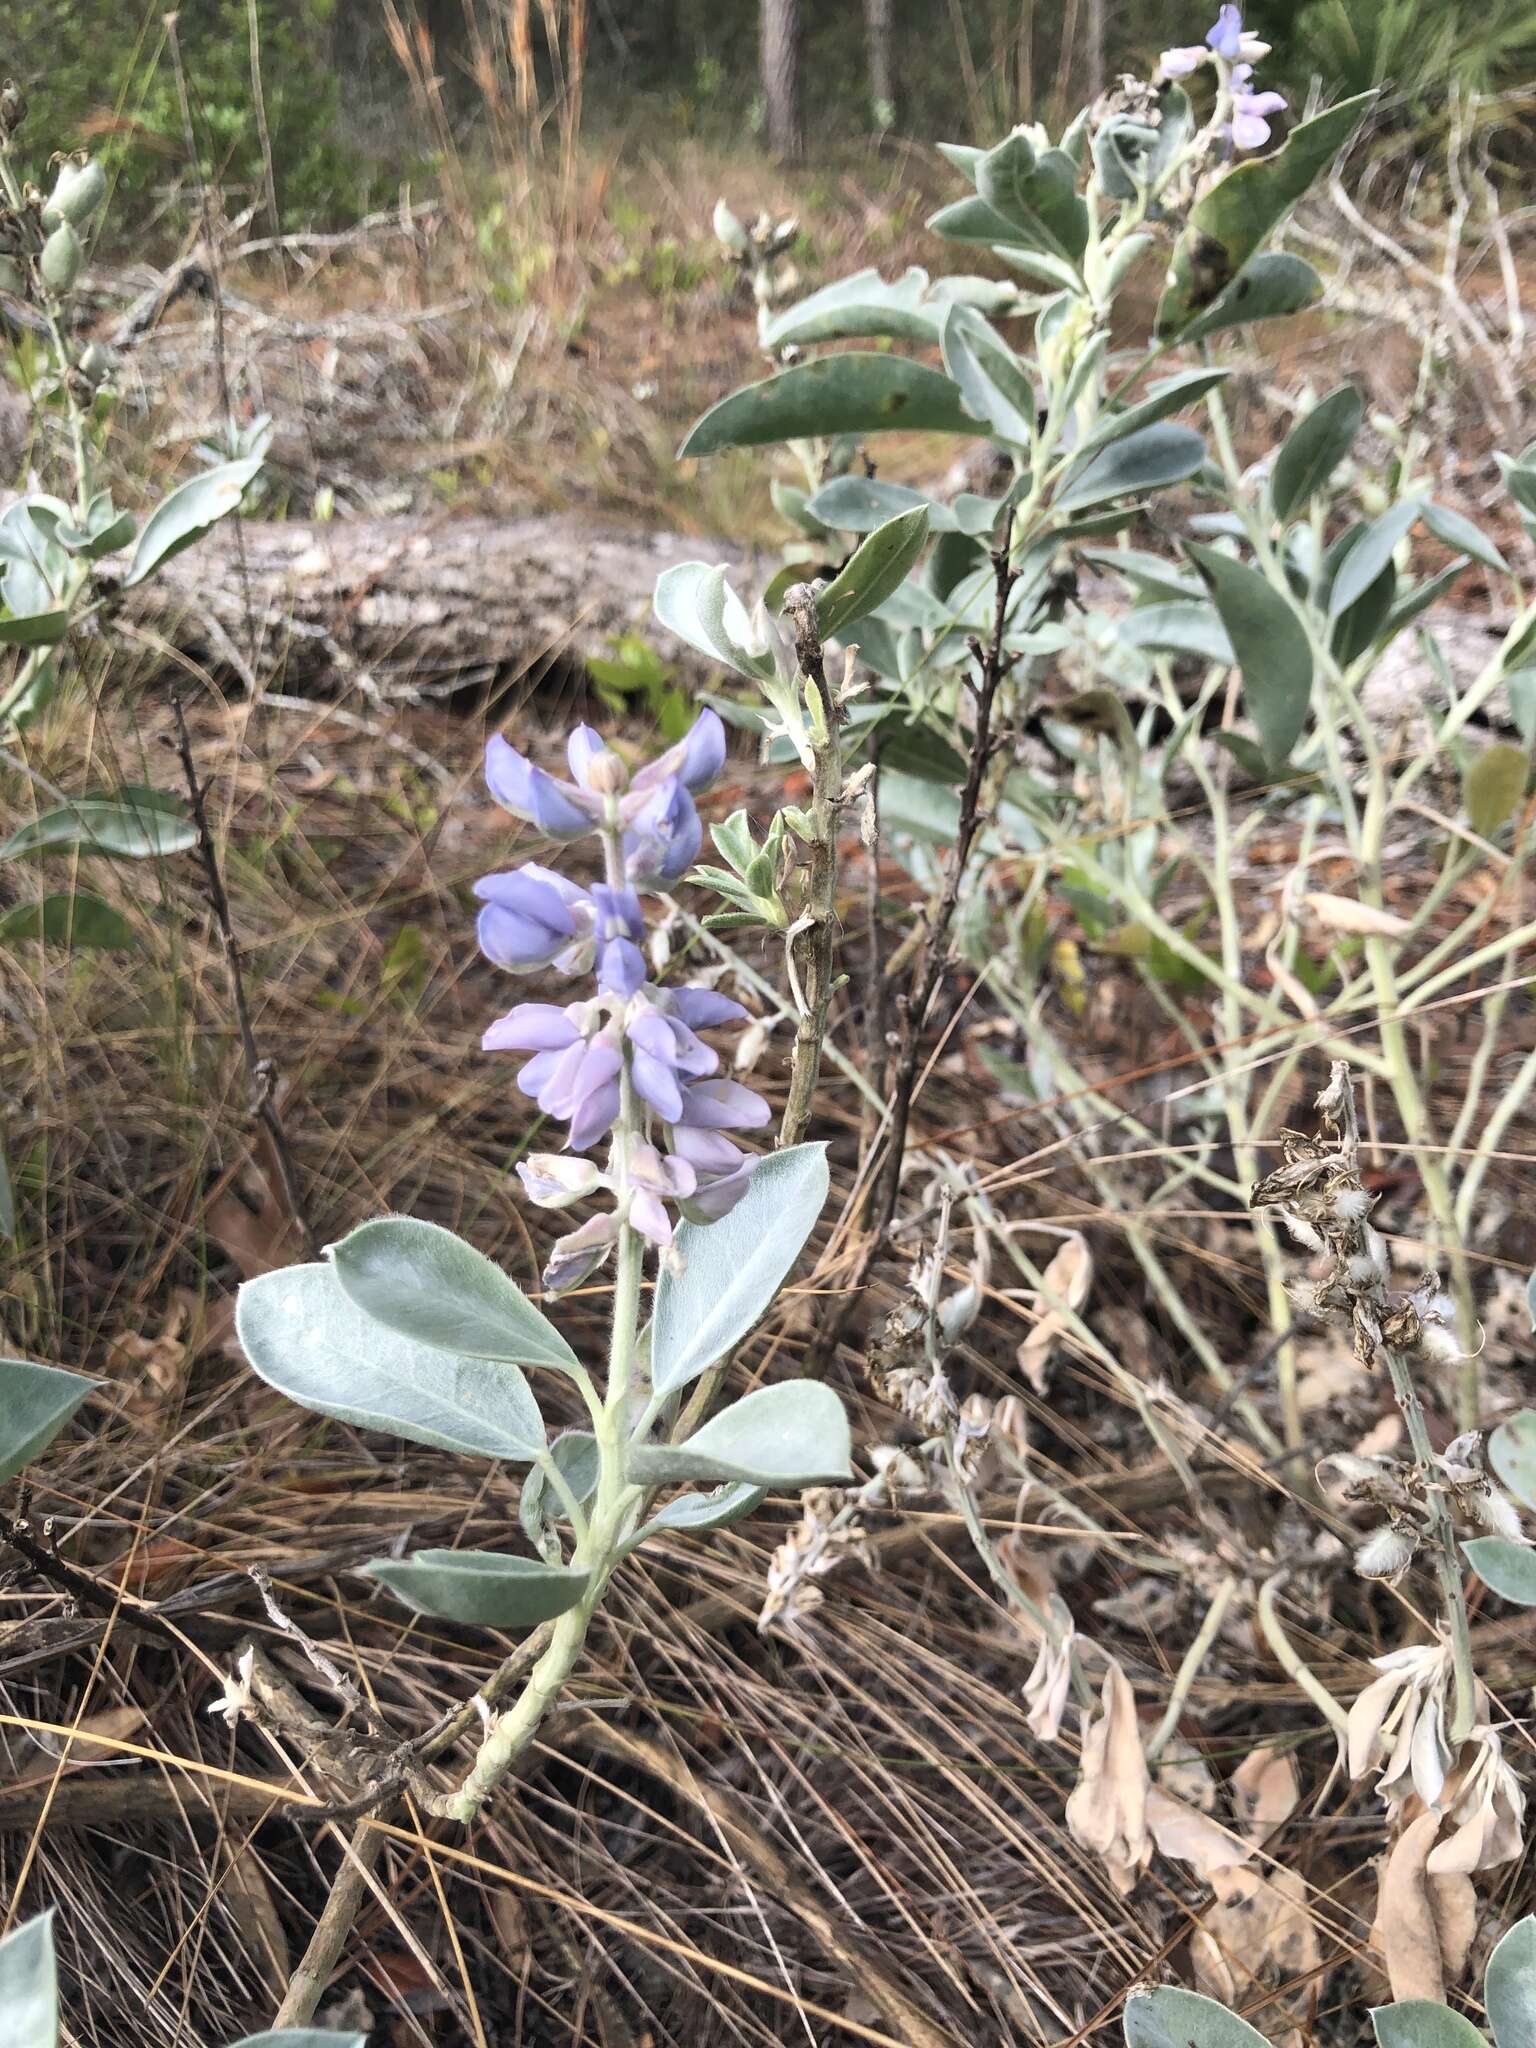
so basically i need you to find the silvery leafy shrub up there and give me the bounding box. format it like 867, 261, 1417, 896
1124, 1911, 1536, 2046
234, 720, 850, 1821
0, 1910, 359, 2048
0, 82, 262, 954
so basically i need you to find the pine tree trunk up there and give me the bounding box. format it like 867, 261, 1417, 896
864, 0, 894, 125
760, 0, 803, 160
1087, 0, 1107, 98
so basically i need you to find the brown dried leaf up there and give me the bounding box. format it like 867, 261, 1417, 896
1018, 1234, 1092, 1393
1065, 1659, 1150, 1895
1196, 1865, 1321, 2048
1302, 891, 1414, 938
1374, 1809, 1450, 2002
1232, 1745, 1300, 1847
1146, 1787, 1251, 1881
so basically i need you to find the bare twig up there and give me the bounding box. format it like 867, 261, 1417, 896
165, 684, 317, 1256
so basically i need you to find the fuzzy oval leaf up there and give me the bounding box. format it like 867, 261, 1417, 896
0, 794, 196, 860
1076, 369, 1229, 459
653, 561, 772, 682
1123, 1985, 1272, 2048
1465, 1536, 1536, 1606
1185, 542, 1314, 767
0, 1358, 101, 1484
0, 892, 137, 950
236, 1261, 547, 1461
1118, 602, 1234, 665
123, 455, 263, 587
650, 1142, 829, 1395
0, 609, 70, 647
0, 1913, 57, 2048
940, 303, 1035, 446
232, 2034, 367, 2048
327, 1215, 579, 1374
1490, 1409, 1536, 1512
621, 1480, 766, 1557
679, 355, 976, 457
1464, 744, 1528, 837
1156, 94, 1376, 336
1057, 424, 1206, 513
1179, 252, 1323, 344
975, 132, 1088, 265
808, 476, 961, 535
627, 1380, 851, 1488
1371, 2003, 1490, 2048
1272, 385, 1365, 523
365, 1549, 590, 1626
816, 508, 931, 642
1486, 1913, 1536, 2048
1422, 501, 1508, 575
519, 1429, 601, 1551
1329, 500, 1425, 618
760, 267, 941, 350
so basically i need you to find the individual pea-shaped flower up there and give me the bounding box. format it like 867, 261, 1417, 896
626, 1140, 698, 1246
516, 1153, 605, 1209
624, 775, 703, 886
590, 883, 646, 995
543, 1212, 619, 1293
1230, 66, 1286, 151
484, 709, 726, 844
625, 995, 723, 1122
668, 1124, 760, 1221
475, 866, 595, 973
1206, 3, 1243, 58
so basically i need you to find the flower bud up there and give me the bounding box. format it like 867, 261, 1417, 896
1355, 1525, 1416, 1580
712, 197, 748, 255
517, 1153, 603, 1210
42, 159, 106, 231
1471, 1487, 1525, 1542
39, 221, 83, 294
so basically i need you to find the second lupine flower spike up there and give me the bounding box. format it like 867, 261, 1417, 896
477, 710, 771, 1288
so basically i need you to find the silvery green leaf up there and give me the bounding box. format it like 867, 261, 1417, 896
0, 793, 195, 860
1186, 542, 1313, 768
1421, 501, 1508, 575
1123, 1985, 1272, 2048
807, 476, 961, 535
650, 1142, 829, 1395
975, 131, 1088, 266
0, 892, 137, 950
1328, 500, 1425, 617
1370, 2003, 1489, 2048
0, 1913, 57, 2048
122, 455, 264, 587
327, 1215, 579, 1374
1082, 549, 1204, 603
1487, 1913, 1536, 2048
236, 1262, 546, 1461
1057, 424, 1206, 512
940, 303, 1034, 446
231, 2034, 367, 2047
1490, 1409, 1536, 1511
1465, 1536, 1536, 1605
653, 562, 775, 682
1118, 603, 1234, 665
620, 1481, 766, 1556
519, 1430, 601, 1553
0, 1359, 100, 1483
1271, 385, 1365, 523
816, 508, 931, 642
679, 356, 976, 456
627, 1380, 851, 1487
0, 611, 70, 648
1177, 252, 1323, 343
365, 1549, 590, 1626
1075, 370, 1228, 459
760, 266, 942, 350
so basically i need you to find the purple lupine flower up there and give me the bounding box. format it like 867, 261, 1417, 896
672, 1078, 773, 1131
624, 776, 703, 887
477, 712, 774, 1288
1230, 66, 1285, 150
475, 866, 594, 973
1206, 3, 1243, 58
486, 735, 597, 838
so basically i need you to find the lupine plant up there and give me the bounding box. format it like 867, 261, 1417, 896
0, 1909, 358, 2048
660, 0, 1536, 2028
234, 710, 850, 1829
0, 80, 263, 953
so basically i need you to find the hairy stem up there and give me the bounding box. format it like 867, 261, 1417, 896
779, 586, 844, 1151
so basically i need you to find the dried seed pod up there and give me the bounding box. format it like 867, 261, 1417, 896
42, 158, 106, 230
1355, 1525, 1417, 1580
39, 221, 83, 293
